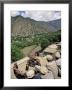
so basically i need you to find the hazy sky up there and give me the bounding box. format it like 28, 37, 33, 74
11, 11, 61, 21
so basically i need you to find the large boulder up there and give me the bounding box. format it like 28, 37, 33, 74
55, 52, 61, 59
46, 61, 58, 79
41, 70, 54, 79
43, 48, 57, 54
35, 56, 48, 66
44, 55, 53, 61
43, 44, 59, 54
48, 44, 58, 49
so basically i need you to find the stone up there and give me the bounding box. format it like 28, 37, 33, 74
35, 65, 41, 71
43, 48, 57, 54
26, 70, 35, 78
48, 44, 58, 49
29, 66, 35, 71
55, 52, 61, 58
44, 55, 53, 61
46, 61, 58, 79
39, 66, 48, 75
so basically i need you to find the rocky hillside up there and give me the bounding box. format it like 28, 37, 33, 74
11, 42, 61, 79
11, 16, 61, 37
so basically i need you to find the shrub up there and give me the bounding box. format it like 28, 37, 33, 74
41, 39, 50, 50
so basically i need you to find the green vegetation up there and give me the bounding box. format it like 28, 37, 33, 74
11, 30, 61, 62
11, 44, 24, 62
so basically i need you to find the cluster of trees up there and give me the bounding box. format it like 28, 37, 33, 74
11, 44, 24, 62
11, 30, 61, 62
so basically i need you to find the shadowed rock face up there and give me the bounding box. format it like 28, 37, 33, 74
56, 58, 61, 67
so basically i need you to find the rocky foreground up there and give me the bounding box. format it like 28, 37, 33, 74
11, 42, 61, 79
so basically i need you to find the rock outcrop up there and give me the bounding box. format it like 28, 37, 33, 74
11, 42, 61, 79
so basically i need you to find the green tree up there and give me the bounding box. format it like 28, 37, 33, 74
11, 44, 24, 62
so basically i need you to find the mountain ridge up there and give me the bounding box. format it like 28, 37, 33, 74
11, 15, 61, 37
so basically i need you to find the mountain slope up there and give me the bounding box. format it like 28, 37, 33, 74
11, 16, 61, 37
48, 19, 61, 30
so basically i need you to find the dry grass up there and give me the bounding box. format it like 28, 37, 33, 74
22, 45, 37, 56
